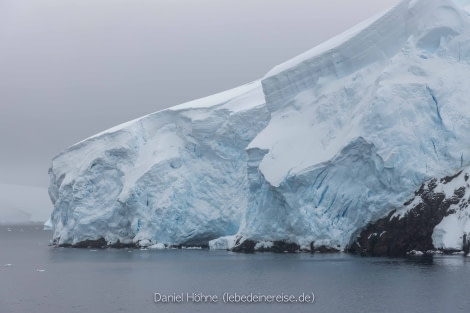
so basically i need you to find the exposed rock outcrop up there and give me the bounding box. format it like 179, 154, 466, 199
348, 171, 470, 256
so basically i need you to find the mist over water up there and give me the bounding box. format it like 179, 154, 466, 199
1, 225, 469, 313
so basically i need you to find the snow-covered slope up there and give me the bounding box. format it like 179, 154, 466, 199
349, 167, 470, 256
48, 0, 470, 250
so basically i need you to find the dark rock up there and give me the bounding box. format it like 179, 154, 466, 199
231, 239, 301, 253
259, 241, 300, 253
315, 245, 340, 253
440, 170, 462, 184
464, 234, 470, 256
56, 238, 137, 249
231, 239, 256, 253
72, 237, 107, 248
108, 240, 136, 248
348, 171, 468, 257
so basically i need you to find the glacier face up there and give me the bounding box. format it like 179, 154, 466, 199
235, 0, 470, 249
48, 82, 269, 246
48, 0, 470, 250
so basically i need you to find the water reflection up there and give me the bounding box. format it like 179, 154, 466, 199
404, 254, 434, 266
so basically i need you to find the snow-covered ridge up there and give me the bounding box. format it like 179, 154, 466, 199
48, 0, 470, 251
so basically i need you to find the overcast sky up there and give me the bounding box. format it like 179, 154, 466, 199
0, 0, 399, 188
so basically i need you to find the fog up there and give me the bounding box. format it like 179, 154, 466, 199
0, 0, 399, 188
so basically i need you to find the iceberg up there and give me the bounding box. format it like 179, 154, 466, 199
48, 0, 470, 251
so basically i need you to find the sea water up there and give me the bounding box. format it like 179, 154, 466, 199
1, 225, 470, 313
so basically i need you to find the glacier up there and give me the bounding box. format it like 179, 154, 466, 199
48, 0, 470, 252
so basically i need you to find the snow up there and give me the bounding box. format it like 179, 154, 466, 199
170, 80, 262, 112
47, 0, 470, 250
254, 241, 274, 250
77, 81, 263, 146
432, 214, 467, 249
392, 166, 470, 251
431, 169, 470, 250
264, 5, 395, 78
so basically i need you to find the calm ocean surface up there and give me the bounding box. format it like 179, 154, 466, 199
1, 225, 470, 313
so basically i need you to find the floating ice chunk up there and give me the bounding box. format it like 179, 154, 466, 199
407, 250, 424, 256
182, 246, 202, 250
209, 235, 237, 250
3, 264, 12, 267
36, 269, 45, 272
138, 239, 151, 247
148, 243, 165, 250
43, 218, 52, 230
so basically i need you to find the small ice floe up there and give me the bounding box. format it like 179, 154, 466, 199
255, 241, 274, 250
36, 269, 45, 272
182, 246, 202, 250
127, 250, 133, 253
407, 250, 424, 256
7, 228, 12, 232
138, 239, 151, 247
3, 264, 13, 267
90, 250, 97, 252
140, 248, 148, 251
148, 243, 165, 250
43, 219, 52, 230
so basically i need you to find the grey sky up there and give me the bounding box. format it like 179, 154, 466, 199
0, 0, 399, 188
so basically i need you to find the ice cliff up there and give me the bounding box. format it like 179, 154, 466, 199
48, 0, 470, 252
